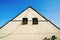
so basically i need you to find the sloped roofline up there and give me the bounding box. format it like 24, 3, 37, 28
0, 6, 60, 30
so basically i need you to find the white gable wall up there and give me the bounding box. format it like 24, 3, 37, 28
0, 7, 60, 40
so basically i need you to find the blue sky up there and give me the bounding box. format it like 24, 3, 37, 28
0, 0, 60, 28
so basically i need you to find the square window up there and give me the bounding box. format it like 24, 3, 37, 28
22, 18, 28, 24
32, 18, 38, 24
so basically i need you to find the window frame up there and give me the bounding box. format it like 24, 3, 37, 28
32, 18, 38, 24
22, 18, 28, 25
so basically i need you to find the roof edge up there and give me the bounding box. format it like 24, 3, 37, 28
29, 6, 60, 30
0, 6, 60, 30
0, 6, 31, 29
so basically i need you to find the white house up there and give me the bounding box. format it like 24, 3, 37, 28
0, 6, 60, 40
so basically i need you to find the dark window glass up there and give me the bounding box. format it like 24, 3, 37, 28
32, 18, 38, 24
22, 18, 28, 24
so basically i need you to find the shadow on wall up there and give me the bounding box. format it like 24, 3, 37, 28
43, 35, 57, 40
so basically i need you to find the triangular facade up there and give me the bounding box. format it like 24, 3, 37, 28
0, 6, 60, 40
